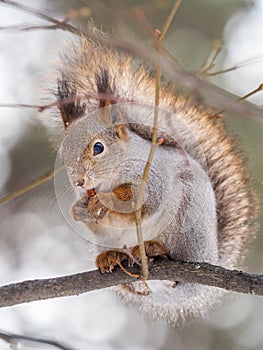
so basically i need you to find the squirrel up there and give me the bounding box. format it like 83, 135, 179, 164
45, 26, 257, 325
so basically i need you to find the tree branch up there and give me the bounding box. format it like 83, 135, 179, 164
1, 260, 263, 308
0, 330, 74, 350
1, 1, 263, 123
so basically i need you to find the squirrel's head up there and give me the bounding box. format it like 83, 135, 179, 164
60, 111, 131, 193
72, 123, 129, 193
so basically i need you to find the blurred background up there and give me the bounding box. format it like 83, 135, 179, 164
0, 0, 263, 349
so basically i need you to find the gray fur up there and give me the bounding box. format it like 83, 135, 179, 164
43, 32, 257, 326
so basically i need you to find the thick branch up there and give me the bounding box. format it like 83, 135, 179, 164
0, 260, 263, 308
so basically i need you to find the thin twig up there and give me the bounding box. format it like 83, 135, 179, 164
116, 260, 141, 279
0, 330, 74, 350
0, 92, 128, 113
212, 83, 263, 118
0, 102, 46, 110
206, 55, 263, 77
135, 0, 182, 280
0, 23, 61, 31
0, 167, 63, 205
159, 0, 182, 42
0, 0, 81, 35
197, 40, 222, 75
238, 83, 263, 101
206, 65, 238, 77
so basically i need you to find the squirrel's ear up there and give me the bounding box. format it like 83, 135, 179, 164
56, 77, 86, 128
113, 124, 128, 140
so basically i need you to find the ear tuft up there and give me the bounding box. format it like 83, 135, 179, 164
56, 77, 86, 128
95, 68, 116, 108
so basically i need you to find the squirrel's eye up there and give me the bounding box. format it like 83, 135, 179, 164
93, 142, 104, 155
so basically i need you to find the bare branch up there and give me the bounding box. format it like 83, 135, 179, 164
239, 83, 263, 101
0, 261, 263, 309
197, 40, 223, 76
0, 0, 81, 35
0, 92, 129, 113
0, 167, 63, 205
0, 1, 263, 122
0, 23, 65, 32
0, 102, 46, 110
0, 330, 74, 350
113, 37, 263, 122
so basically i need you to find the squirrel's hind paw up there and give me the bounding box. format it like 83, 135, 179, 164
130, 240, 169, 264
96, 250, 128, 273
96, 240, 168, 273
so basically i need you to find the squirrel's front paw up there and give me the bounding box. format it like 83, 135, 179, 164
87, 195, 109, 220
71, 197, 91, 222
131, 240, 169, 264
71, 195, 109, 222
96, 251, 128, 273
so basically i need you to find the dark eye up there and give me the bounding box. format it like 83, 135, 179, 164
93, 142, 104, 155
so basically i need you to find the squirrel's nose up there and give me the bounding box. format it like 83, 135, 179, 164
76, 179, 85, 187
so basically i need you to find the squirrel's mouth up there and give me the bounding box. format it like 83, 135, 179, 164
87, 188, 96, 198
86, 182, 103, 197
